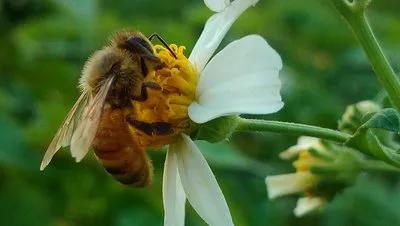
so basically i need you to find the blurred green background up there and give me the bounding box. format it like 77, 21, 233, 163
1, 0, 400, 225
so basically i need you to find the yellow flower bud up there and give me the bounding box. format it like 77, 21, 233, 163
338, 100, 381, 135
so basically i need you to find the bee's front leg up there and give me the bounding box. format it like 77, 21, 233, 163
126, 114, 173, 136
132, 82, 161, 102
140, 55, 166, 77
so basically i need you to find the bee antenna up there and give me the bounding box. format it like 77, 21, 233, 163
148, 33, 177, 59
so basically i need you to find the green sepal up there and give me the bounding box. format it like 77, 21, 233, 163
308, 147, 335, 162
189, 115, 239, 143
310, 148, 363, 199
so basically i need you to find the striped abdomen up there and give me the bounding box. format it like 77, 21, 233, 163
91, 107, 153, 187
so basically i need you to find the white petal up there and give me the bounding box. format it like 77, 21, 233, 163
204, 0, 230, 12
297, 136, 319, 146
189, 0, 258, 72
174, 134, 234, 226
189, 35, 283, 124
294, 197, 325, 217
265, 172, 319, 199
280, 137, 319, 160
163, 145, 187, 226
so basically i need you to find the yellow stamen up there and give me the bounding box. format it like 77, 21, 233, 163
130, 44, 198, 148
293, 149, 326, 197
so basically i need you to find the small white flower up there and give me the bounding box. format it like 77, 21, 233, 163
161, 0, 284, 225
265, 137, 333, 217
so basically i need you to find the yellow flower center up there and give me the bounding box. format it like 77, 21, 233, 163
293, 151, 319, 197
293, 143, 329, 173
130, 44, 198, 148
294, 151, 313, 172
292, 146, 330, 197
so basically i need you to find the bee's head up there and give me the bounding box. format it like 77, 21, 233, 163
125, 36, 154, 54
111, 31, 154, 56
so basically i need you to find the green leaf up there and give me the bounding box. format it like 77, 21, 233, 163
361, 108, 400, 133
346, 108, 400, 166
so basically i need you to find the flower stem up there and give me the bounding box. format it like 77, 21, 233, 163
235, 118, 351, 143
329, 0, 400, 109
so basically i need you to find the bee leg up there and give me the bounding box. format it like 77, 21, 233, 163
140, 55, 165, 77
142, 54, 161, 63
142, 54, 166, 69
126, 114, 173, 136
132, 82, 161, 102
140, 57, 150, 76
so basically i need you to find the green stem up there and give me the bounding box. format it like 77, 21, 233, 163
330, 0, 400, 109
359, 159, 400, 173
235, 118, 351, 143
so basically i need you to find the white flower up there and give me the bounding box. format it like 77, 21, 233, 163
265, 137, 331, 217
162, 0, 284, 225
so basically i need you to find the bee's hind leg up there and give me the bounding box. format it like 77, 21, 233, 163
126, 114, 173, 136
132, 82, 161, 102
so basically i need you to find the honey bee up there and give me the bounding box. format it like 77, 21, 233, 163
41, 31, 175, 187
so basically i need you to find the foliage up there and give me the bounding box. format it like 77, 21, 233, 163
347, 108, 400, 166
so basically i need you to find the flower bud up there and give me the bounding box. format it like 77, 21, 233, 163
338, 100, 381, 135
266, 136, 362, 217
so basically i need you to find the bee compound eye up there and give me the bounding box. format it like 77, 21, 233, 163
126, 37, 153, 54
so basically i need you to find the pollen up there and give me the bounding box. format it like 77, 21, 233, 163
130, 44, 198, 148
294, 151, 312, 172
293, 150, 325, 197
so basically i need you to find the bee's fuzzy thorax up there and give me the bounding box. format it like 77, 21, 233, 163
79, 47, 135, 94
109, 30, 141, 47
109, 30, 154, 54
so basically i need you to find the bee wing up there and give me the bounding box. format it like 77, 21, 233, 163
40, 92, 90, 170
61, 95, 90, 148
70, 77, 114, 163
